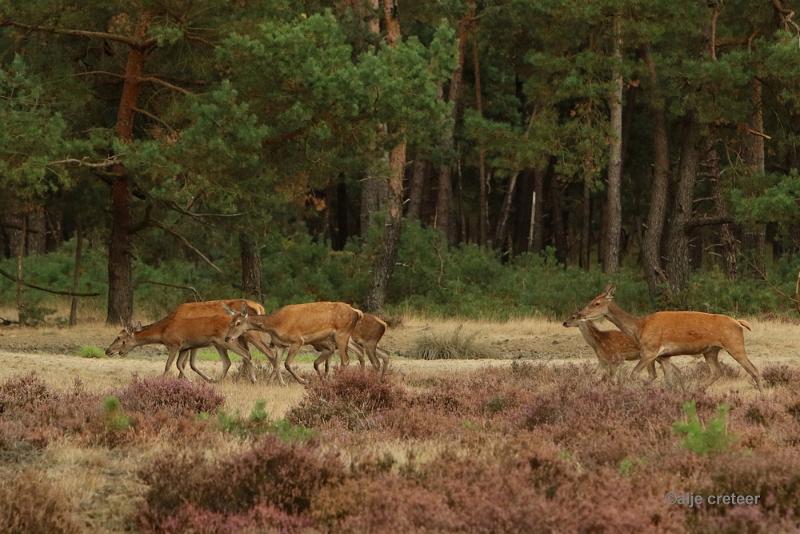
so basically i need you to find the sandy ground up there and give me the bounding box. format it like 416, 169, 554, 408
0, 315, 798, 414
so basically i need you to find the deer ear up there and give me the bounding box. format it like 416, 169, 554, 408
134, 321, 143, 332
241, 303, 248, 317
223, 304, 235, 316
606, 285, 617, 299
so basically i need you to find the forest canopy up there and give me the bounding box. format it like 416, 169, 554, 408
1, 0, 799, 324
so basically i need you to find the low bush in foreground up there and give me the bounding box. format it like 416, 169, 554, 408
0, 471, 80, 533
113, 376, 225, 416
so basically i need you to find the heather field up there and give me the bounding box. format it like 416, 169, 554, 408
1, 316, 799, 533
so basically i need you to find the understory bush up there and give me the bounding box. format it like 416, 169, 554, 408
0, 471, 80, 533
113, 376, 225, 416
411, 325, 498, 359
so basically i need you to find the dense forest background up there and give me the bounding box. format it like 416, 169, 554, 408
1, 0, 799, 325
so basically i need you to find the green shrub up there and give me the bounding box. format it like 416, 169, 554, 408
673, 401, 734, 455
102, 396, 131, 432
77, 345, 104, 359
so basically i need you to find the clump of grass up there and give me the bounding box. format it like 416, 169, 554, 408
77, 345, 105, 358
411, 325, 497, 360
103, 396, 131, 432
216, 400, 315, 442
673, 401, 734, 455
762, 365, 800, 388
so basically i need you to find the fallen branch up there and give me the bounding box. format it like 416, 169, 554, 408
0, 267, 100, 297
0, 317, 18, 326
138, 280, 202, 301
150, 220, 222, 273
48, 156, 120, 169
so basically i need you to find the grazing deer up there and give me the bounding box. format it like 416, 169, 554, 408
105, 300, 264, 383
324, 313, 390, 377
223, 301, 363, 384
576, 285, 762, 390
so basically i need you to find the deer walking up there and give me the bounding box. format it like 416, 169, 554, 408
325, 313, 390, 377
105, 299, 268, 383
576, 285, 762, 390
224, 301, 363, 384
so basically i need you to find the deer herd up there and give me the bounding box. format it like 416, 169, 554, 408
104, 284, 762, 391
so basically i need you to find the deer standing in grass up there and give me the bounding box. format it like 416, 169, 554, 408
326, 313, 390, 377
576, 285, 762, 390
563, 312, 672, 383
105, 299, 269, 383
224, 301, 363, 384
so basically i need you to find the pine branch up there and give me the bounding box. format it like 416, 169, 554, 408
0, 267, 100, 297
1, 20, 156, 49
150, 220, 222, 273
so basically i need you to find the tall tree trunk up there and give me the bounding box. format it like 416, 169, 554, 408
531, 167, 545, 252
435, 5, 473, 243
106, 16, 148, 325
704, 137, 738, 279
665, 119, 700, 295
360, 0, 388, 235
364, 0, 406, 312
407, 157, 426, 220
16, 214, 27, 324
472, 32, 489, 246
743, 78, 767, 272
240, 233, 262, 300
494, 172, 519, 249
580, 179, 591, 269
69, 225, 83, 327
642, 45, 670, 297
550, 176, 568, 264
336, 181, 349, 247
604, 13, 624, 273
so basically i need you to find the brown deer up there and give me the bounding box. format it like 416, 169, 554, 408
105, 299, 265, 383
223, 301, 363, 384
576, 285, 762, 390
325, 313, 390, 377
170, 300, 281, 383
563, 313, 655, 382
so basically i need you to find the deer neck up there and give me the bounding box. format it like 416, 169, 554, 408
133, 321, 167, 347
249, 314, 277, 334
605, 301, 642, 340
576, 321, 602, 351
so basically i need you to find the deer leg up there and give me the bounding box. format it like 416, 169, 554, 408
362, 341, 382, 371
657, 357, 685, 391
175, 349, 191, 379
185, 348, 214, 383
225, 343, 257, 384
347, 339, 368, 369
376, 346, 390, 378
284, 343, 306, 385
163, 347, 180, 376
210, 344, 232, 383
247, 335, 284, 386
334, 332, 352, 369
629, 349, 659, 382
723, 345, 762, 392
314, 340, 336, 379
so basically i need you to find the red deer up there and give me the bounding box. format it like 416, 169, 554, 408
576, 285, 762, 390
324, 313, 390, 377
105, 299, 267, 383
223, 301, 363, 384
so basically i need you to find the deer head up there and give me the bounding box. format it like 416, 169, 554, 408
223, 304, 250, 342
561, 311, 584, 328
575, 284, 616, 322
105, 321, 143, 356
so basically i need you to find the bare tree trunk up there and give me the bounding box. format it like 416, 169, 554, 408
435, 5, 473, 243
580, 179, 591, 269
27, 207, 46, 255
704, 137, 738, 279
336, 182, 349, 247
360, 0, 388, 235
665, 119, 700, 295
642, 45, 670, 296
550, 176, 568, 263
69, 225, 83, 327
743, 78, 767, 272
494, 172, 519, 248
16, 214, 27, 324
407, 157, 426, 220
107, 16, 148, 325
472, 32, 489, 246
240, 233, 262, 301
531, 167, 545, 252
604, 13, 624, 273
364, 0, 406, 312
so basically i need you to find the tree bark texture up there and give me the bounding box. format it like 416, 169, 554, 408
580, 179, 591, 269
471, 30, 489, 246
642, 45, 670, 297
69, 225, 83, 326
494, 172, 518, 249
703, 136, 738, 279
240, 232, 262, 301
604, 13, 624, 273
743, 78, 767, 272
407, 157, 426, 220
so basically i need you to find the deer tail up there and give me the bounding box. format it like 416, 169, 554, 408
737, 319, 752, 331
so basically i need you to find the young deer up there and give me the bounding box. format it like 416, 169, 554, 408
105, 300, 263, 383
563, 313, 658, 382
576, 285, 762, 390
223, 301, 363, 384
